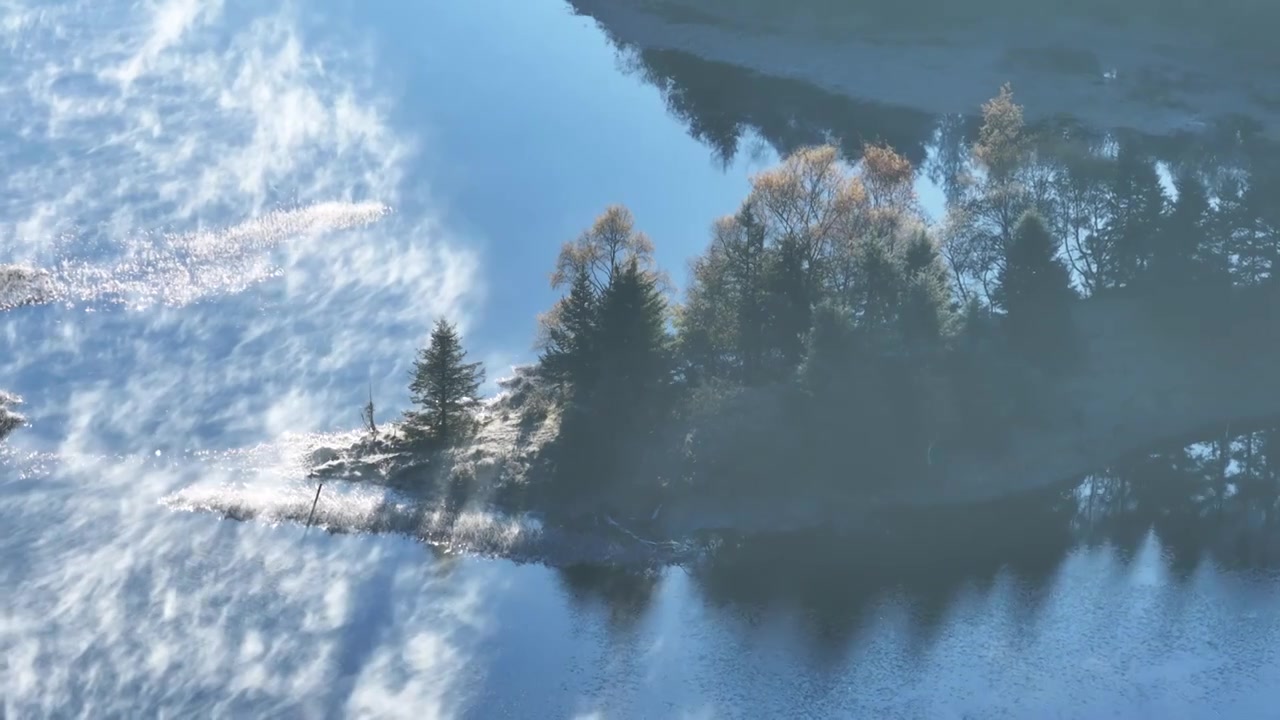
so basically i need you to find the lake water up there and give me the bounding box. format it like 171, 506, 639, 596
3, 0, 1280, 716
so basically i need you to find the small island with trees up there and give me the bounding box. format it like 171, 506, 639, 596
309, 85, 1279, 548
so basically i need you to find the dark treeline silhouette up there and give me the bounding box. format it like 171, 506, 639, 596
509, 85, 1273, 519
625, 48, 938, 168
369, 85, 1277, 532
693, 419, 1280, 657
536, 206, 677, 511
1080, 421, 1280, 542
576, 2, 1280, 181
544, 418, 1280, 656
556, 564, 663, 630
610, 0, 1280, 48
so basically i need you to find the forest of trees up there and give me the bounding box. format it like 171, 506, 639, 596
396, 84, 1278, 508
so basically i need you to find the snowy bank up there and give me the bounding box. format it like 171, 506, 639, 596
1, 266, 46, 442
165, 480, 700, 567
0, 264, 55, 311
0, 392, 24, 442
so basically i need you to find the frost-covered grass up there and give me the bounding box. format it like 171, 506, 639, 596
158, 392, 691, 567
0, 391, 24, 441
164, 475, 694, 567
165, 480, 543, 559
0, 265, 55, 311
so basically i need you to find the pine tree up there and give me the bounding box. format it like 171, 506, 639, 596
1214, 172, 1276, 287
554, 260, 673, 495
1105, 142, 1167, 289
405, 319, 485, 446
1248, 170, 1280, 285
1153, 172, 1214, 288
800, 303, 857, 395
797, 302, 860, 471
595, 259, 673, 416
900, 235, 953, 353
731, 200, 769, 385
541, 265, 600, 393
851, 237, 903, 334
677, 204, 772, 387
995, 211, 1076, 358
903, 230, 944, 280
1213, 176, 1250, 284
762, 237, 813, 374
675, 247, 736, 386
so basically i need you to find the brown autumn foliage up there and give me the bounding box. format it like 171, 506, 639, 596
540, 205, 668, 353
551, 204, 658, 294
862, 143, 916, 210
972, 83, 1028, 182
747, 145, 868, 267
861, 143, 919, 240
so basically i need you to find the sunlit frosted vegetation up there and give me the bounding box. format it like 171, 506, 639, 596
0, 391, 23, 441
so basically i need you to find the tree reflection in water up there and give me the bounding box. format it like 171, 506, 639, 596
550, 420, 1280, 664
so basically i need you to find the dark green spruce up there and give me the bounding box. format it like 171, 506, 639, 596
540, 265, 600, 394
405, 319, 485, 447
994, 210, 1076, 360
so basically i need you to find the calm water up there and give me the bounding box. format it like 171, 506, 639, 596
3, 0, 1280, 717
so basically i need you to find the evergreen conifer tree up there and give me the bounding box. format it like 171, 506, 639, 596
594, 259, 673, 416
1245, 171, 1280, 285
1153, 172, 1212, 288
800, 303, 857, 395
762, 238, 813, 373
1105, 143, 1167, 288
674, 248, 735, 386
852, 237, 904, 334
554, 260, 672, 495
899, 230, 953, 351
732, 200, 769, 385
405, 319, 485, 446
995, 211, 1075, 358
541, 265, 600, 393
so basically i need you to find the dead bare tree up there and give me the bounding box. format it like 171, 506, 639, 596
360, 384, 378, 441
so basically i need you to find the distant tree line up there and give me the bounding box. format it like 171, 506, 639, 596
392, 84, 1278, 508
942, 85, 1279, 304
647, 0, 1280, 47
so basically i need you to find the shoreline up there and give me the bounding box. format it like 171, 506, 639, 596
303, 286, 1280, 540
